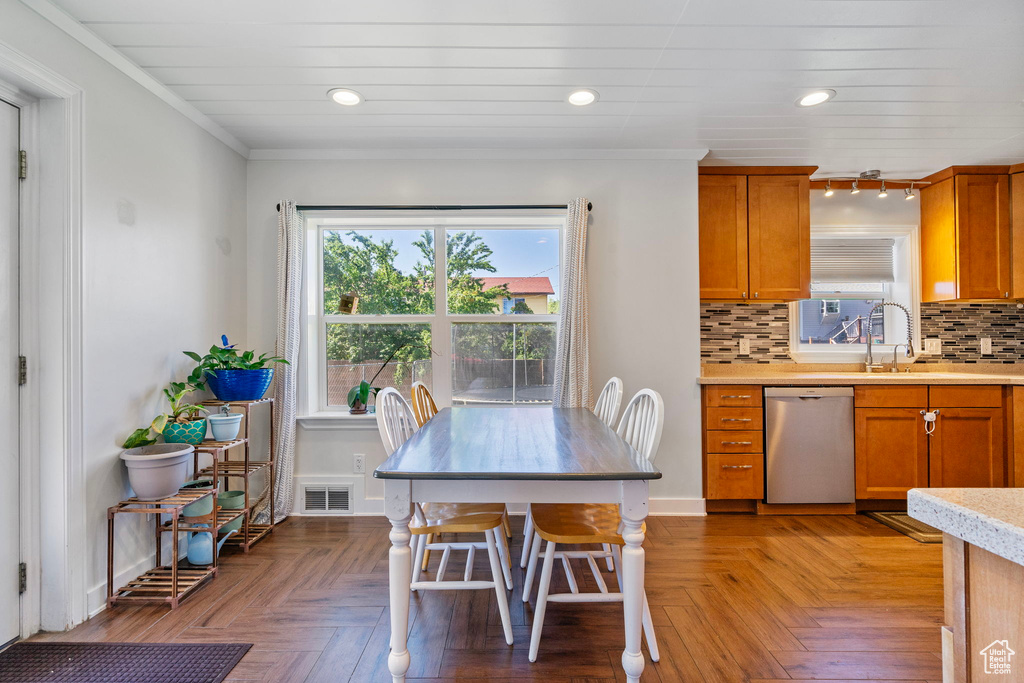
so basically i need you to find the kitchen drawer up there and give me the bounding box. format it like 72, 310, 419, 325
854, 385, 928, 408
705, 385, 763, 407
705, 430, 763, 453
929, 385, 1004, 408
706, 407, 763, 431
707, 454, 764, 499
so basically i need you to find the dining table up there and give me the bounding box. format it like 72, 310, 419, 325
374, 405, 662, 683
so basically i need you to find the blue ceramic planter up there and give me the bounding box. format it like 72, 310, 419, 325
205, 368, 274, 401
163, 418, 208, 446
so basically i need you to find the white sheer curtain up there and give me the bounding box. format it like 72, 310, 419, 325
256, 201, 303, 523
553, 197, 592, 408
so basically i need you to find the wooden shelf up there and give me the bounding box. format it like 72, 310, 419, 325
161, 506, 247, 533
195, 438, 247, 452
108, 565, 216, 608
222, 523, 273, 551
197, 460, 271, 478
202, 397, 274, 407
108, 488, 215, 516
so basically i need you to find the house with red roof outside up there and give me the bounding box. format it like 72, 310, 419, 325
478, 277, 555, 314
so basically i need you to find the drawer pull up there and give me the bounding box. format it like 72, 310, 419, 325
720, 418, 752, 422
721, 395, 752, 399
721, 441, 752, 446
721, 465, 754, 470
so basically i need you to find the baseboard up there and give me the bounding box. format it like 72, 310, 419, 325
85, 553, 155, 618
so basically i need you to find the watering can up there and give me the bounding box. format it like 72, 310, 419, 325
186, 524, 237, 566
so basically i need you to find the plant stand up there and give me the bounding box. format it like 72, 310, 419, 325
106, 488, 218, 609
196, 397, 275, 551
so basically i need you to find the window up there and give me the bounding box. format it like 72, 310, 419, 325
789, 229, 920, 363
303, 212, 563, 414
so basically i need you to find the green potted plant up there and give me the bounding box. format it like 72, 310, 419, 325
185, 335, 289, 401
151, 380, 209, 445
347, 343, 420, 415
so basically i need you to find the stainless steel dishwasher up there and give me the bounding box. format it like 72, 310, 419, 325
764, 387, 855, 504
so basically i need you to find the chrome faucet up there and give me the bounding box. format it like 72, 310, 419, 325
865, 302, 915, 372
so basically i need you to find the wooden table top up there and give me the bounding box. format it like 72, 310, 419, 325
374, 406, 661, 481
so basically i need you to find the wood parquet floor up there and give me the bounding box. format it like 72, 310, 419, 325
33, 514, 945, 682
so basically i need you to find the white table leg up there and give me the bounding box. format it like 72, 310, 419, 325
619, 480, 649, 683
385, 480, 413, 683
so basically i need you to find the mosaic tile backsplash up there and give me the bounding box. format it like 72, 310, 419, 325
700, 302, 1024, 364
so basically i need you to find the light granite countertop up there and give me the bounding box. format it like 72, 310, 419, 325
908, 489, 1024, 566
698, 371, 1024, 385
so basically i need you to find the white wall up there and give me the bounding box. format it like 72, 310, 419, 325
0, 4, 248, 620
246, 159, 704, 513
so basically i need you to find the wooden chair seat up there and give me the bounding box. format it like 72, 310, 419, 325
411, 502, 507, 535
531, 503, 645, 545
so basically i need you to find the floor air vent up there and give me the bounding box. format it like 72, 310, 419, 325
303, 484, 352, 514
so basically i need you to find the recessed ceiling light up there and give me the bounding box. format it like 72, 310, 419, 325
796, 89, 836, 107
568, 89, 599, 106
327, 88, 363, 106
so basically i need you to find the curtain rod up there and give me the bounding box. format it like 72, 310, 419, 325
276, 202, 592, 212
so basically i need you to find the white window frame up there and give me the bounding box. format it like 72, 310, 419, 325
299, 210, 565, 419
788, 225, 922, 364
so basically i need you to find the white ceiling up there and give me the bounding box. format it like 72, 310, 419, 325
38, 0, 1024, 174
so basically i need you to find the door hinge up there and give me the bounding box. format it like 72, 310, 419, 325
18, 356, 26, 386
18, 150, 26, 180
18, 563, 26, 594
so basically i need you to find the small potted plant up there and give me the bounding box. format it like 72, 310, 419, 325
185, 335, 289, 402
152, 380, 209, 446
347, 343, 421, 415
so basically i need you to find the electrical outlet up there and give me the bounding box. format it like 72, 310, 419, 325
924, 339, 942, 354
981, 337, 992, 355
353, 454, 365, 474
738, 338, 751, 355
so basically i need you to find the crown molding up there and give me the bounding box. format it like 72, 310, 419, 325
248, 147, 710, 162
21, 0, 250, 158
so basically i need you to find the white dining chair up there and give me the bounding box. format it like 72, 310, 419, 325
375, 387, 515, 645
520, 376, 625, 572
523, 388, 664, 663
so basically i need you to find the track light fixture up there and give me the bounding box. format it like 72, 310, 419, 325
878, 181, 887, 198
812, 171, 928, 199
850, 180, 860, 194
905, 183, 916, 200
824, 180, 834, 197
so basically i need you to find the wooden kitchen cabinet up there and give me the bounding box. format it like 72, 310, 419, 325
747, 175, 811, 300
855, 408, 929, 498
699, 175, 748, 300
1012, 171, 1024, 298
698, 168, 812, 301
929, 407, 1007, 488
921, 172, 1011, 302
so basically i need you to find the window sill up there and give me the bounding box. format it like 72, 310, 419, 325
297, 412, 378, 431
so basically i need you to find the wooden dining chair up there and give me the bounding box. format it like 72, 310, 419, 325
375, 388, 515, 645
410, 381, 438, 428
522, 388, 664, 663
520, 376, 625, 571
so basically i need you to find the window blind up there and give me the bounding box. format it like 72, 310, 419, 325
811, 238, 895, 282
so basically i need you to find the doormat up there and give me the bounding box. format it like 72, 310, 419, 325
864, 511, 942, 543
0, 642, 251, 683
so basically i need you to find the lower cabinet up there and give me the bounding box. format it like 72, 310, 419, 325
706, 454, 764, 499
855, 408, 929, 498
929, 407, 1007, 487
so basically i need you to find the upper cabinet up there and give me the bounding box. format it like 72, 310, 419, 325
699, 167, 813, 301
921, 168, 1011, 302
1013, 168, 1024, 298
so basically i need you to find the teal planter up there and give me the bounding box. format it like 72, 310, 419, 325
163, 418, 207, 446
219, 490, 246, 534
181, 479, 214, 517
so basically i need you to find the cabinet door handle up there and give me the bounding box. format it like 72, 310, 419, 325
721, 465, 754, 470
720, 418, 752, 422
721, 395, 752, 399
721, 441, 753, 446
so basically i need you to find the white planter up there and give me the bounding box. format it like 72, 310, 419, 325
120, 443, 194, 500
207, 413, 243, 442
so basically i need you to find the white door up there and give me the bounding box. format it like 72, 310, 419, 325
0, 98, 21, 645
